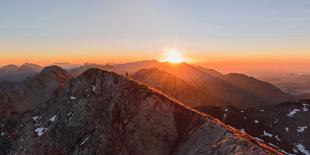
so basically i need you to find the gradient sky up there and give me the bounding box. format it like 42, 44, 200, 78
0, 0, 310, 67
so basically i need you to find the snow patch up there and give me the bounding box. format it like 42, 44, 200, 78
67, 112, 74, 119
224, 109, 228, 112
92, 85, 96, 91
268, 143, 279, 149
297, 126, 307, 133
49, 115, 56, 122
287, 108, 301, 117
255, 137, 264, 142
295, 144, 310, 155
263, 130, 273, 137
275, 135, 281, 142
223, 114, 227, 119
285, 127, 289, 132
260, 109, 264, 112
240, 129, 246, 133
302, 104, 309, 112
240, 110, 244, 113
70, 96, 76, 100
80, 135, 90, 146
280, 149, 295, 155
243, 116, 247, 120
32, 116, 39, 121
35, 127, 47, 137
1, 132, 5, 136
254, 120, 259, 124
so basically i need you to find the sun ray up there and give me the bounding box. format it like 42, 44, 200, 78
162, 49, 185, 64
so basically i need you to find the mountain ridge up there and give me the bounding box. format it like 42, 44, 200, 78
4, 68, 279, 154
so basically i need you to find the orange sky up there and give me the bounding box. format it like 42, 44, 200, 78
1, 47, 310, 75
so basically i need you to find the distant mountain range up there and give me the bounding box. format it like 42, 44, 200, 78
0, 66, 72, 117
0, 63, 42, 82
0, 67, 276, 154
131, 63, 292, 108
0, 60, 309, 154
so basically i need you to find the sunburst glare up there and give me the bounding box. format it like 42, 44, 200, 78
162, 49, 186, 64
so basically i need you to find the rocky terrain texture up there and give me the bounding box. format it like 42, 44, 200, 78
195, 100, 310, 155
1, 68, 278, 155
132, 66, 292, 108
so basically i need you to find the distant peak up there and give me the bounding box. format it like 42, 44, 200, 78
79, 68, 117, 80
19, 63, 42, 71
20, 63, 41, 67
225, 73, 252, 79
1, 64, 19, 69
40, 65, 67, 75
141, 59, 159, 63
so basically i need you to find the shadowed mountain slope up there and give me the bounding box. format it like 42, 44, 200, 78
131, 68, 230, 107
137, 63, 292, 108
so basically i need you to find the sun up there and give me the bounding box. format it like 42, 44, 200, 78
162, 50, 185, 64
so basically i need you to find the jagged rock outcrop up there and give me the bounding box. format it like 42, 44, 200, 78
195, 100, 310, 154
8, 68, 278, 155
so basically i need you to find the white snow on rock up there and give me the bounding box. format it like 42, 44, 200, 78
285, 127, 289, 132
268, 143, 279, 149
224, 109, 228, 112
49, 115, 56, 122
295, 143, 310, 155
223, 114, 227, 119
263, 130, 273, 137
1, 132, 5, 136
92, 85, 96, 91
297, 126, 307, 133
303, 105, 309, 112
35, 127, 47, 137
280, 149, 295, 155
240, 129, 245, 133
275, 135, 281, 142
32, 116, 39, 121
70, 96, 76, 100
240, 110, 244, 113
80, 135, 90, 146
254, 120, 259, 124
255, 137, 264, 142
243, 116, 247, 120
287, 108, 301, 117
260, 109, 264, 112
